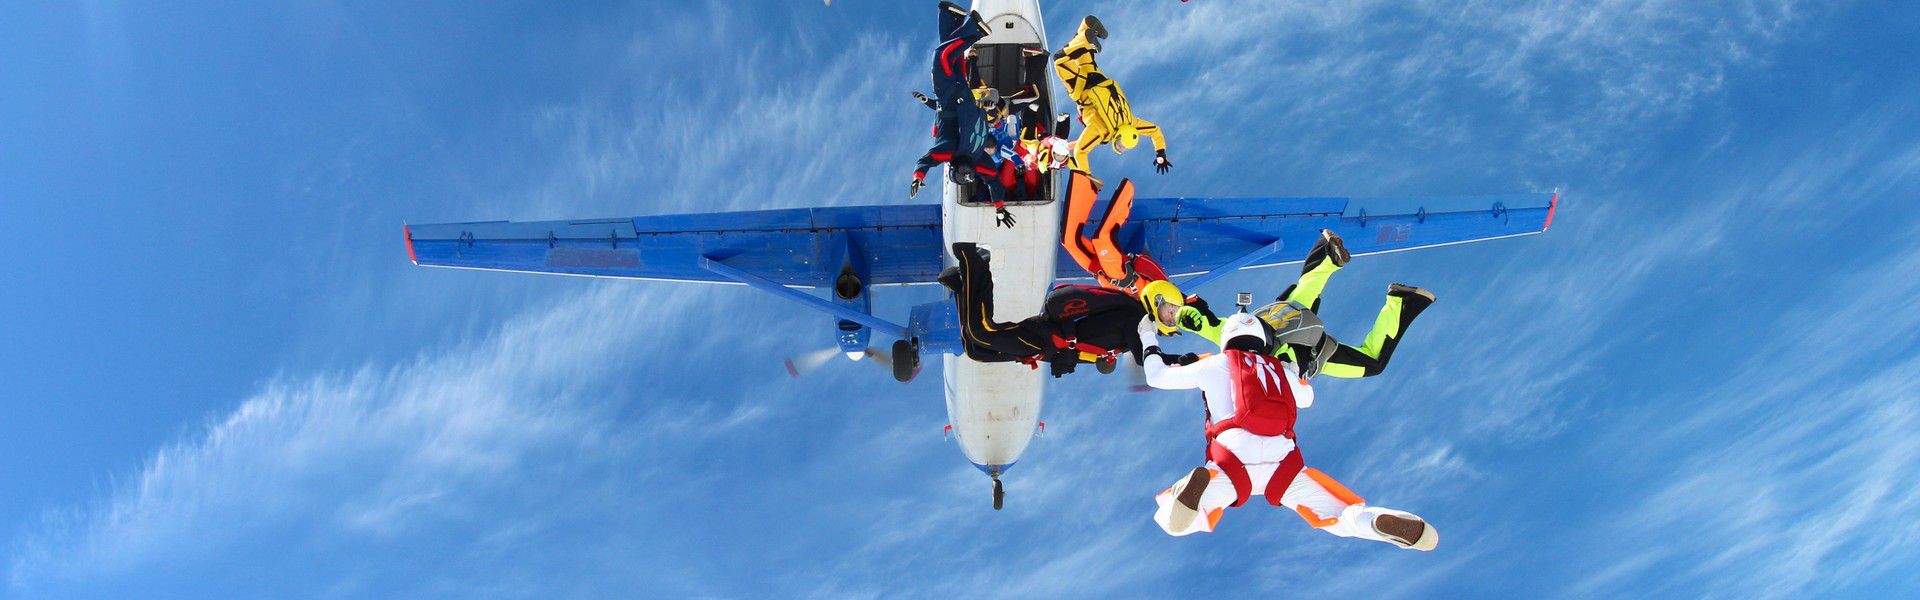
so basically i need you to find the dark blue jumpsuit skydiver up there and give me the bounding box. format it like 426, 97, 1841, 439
911, 4, 995, 198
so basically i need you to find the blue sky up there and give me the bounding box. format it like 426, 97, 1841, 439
3, 0, 1918, 597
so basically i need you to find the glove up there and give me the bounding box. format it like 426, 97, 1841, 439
1049, 354, 1078, 378
909, 174, 926, 198
911, 91, 936, 109
1175, 352, 1200, 366
1184, 295, 1221, 329
1154, 150, 1171, 174
994, 203, 1017, 228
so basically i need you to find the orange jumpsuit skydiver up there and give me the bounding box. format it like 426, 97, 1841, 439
1060, 171, 1199, 339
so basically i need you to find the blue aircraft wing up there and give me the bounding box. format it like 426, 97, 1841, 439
1059, 192, 1558, 286
405, 205, 944, 287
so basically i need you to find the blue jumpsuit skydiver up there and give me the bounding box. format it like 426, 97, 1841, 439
910, 3, 993, 199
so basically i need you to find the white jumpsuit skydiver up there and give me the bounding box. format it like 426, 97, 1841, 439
1138, 315, 1439, 550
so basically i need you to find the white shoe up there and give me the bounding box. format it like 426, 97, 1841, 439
1166, 467, 1211, 533
1373, 513, 1439, 551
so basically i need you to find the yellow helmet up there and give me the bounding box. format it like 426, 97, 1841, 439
1113, 125, 1140, 152
1138, 279, 1186, 335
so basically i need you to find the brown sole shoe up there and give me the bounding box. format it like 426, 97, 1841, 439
1166, 467, 1212, 532
1373, 513, 1428, 548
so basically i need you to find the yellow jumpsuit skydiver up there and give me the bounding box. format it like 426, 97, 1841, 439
1052, 16, 1170, 180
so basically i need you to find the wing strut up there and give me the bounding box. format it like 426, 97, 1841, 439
1177, 240, 1285, 292
699, 256, 909, 338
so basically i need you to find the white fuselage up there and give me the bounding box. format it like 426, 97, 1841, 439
940, 0, 1056, 478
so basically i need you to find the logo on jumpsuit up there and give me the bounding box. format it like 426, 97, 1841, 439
1061, 299, 1089, 318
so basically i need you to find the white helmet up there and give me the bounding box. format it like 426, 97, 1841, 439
1217, 312, 1266, 351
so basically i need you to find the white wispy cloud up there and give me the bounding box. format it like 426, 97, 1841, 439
10, 1, 1893, 597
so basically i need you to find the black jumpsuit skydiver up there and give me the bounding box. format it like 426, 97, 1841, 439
942, 243, 1145, 374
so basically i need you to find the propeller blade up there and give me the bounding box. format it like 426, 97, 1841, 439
783, 347, 841, 379
865, 347, 894, 370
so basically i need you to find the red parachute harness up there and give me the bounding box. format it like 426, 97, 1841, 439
1205, 349, 1304, 507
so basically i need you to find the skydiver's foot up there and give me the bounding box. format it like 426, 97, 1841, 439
1388, 283, 1436, 307
938, 266, 961, 293
971, 11, 990, 36
950, 241, 978, 261
1167, 466, 1212, 532
1304, 229, 1351, 272
1083, 16, 1108, 40
1373, 513, 1439, 551
1054, 113, 1072, 138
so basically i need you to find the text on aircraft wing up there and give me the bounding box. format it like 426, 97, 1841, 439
1059, 193, 1558, 282
406, 205, 945, 287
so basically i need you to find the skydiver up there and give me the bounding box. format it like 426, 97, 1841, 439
1059, 172, 1220, 340
1137, 313, 1440, 549
978, 90, 1043, 205
941, 242, 1184, 377
1189, 230, 1436, 380
1052, 16, 1171, 185
911, 3, 991, 199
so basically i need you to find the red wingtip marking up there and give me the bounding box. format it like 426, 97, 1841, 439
1544, 193, 1559, 232
404, 225, 418, 265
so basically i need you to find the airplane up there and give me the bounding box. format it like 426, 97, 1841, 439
402, 0, 1557, 510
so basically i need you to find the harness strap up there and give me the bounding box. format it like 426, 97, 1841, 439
1206, 437, 1303, 508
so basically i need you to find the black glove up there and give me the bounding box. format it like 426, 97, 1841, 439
909, 175, 926, 198
1175, 352, 1200, 366
1049, 354, 1078, 378
1154, 150, 1171, 174
995, 204, 1017, 228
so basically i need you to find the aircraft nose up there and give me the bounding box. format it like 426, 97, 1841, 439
972, 461, 1017, 477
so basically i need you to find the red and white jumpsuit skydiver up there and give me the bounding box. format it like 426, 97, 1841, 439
1137, 313, 1440, 550
909, 3, 997, 200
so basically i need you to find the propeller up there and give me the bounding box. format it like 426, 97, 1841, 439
783, 346, 893, 379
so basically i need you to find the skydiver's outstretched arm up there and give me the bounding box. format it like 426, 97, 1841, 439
1138, 317, 1208, 389
1133, 117, 1167, 153
912, 91, 939, 110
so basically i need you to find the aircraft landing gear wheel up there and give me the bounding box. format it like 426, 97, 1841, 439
892, 338, 920, 383
993, 478, 1005, 511
1096, 356, 1116, 374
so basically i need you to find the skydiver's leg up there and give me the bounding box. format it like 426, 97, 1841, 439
1278, 467, 1438, 550
1278, 230, 1351, 312
1317, 284, 1434, 379
1061, 172, 1104, 274
1089, 178, 1136, 281
1152, 465, 1237, 536
936, 1, 968, 40
950, 243, 1047, 360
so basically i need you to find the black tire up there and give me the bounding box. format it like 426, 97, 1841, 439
892, 339, 919, 383
993, 479, 1005, 510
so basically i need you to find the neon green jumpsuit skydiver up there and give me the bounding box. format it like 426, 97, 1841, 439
1176, 230, 1433, 379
